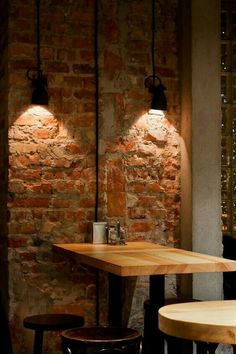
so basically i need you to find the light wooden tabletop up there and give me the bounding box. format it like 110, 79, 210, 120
53, 241, 236, 277
159, 299, 236, 344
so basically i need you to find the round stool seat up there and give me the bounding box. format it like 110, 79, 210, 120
62, 326, 142, 354
24, 313, 84, 331
158, 299, 236, 345
24, 313, 84, 354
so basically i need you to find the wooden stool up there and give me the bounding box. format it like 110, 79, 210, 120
61, 326, 142, 354
158, 300, 236, 353
23, 313, 84, 354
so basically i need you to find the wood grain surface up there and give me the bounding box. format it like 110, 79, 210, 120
158, 299, 236, 344
53, 242, 236, 276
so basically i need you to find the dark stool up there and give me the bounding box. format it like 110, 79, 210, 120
23, 313, 84, 354
61, 326, 142, 354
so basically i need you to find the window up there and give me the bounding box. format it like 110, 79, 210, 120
221, 0, 236, 238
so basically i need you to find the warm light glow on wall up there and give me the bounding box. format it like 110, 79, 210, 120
134, 111, 177, 139
11, 105, 75, 140
26, 105, 53, 117
148, 109, 165, 118
12, 105, 56, 130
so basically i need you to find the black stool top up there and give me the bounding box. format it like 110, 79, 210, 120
23, 314, 84, 331
62, 326, 142, 345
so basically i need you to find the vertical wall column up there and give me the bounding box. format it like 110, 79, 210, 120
181, 0, 222, 299
0, 0, 9, 312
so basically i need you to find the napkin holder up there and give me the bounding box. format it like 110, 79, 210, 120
92, 222, 108, 244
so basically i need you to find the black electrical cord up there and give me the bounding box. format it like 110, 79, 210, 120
152, 0, 156, 85
27, 0, 48, 105
94, 0, 100, 327
145, 0, 167, 111
144, 0, 158, 89
36, 0, 41, 76
95, 0, 99, 224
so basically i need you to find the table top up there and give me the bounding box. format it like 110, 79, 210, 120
158, 299, 236, 344
53, 241, 236, 277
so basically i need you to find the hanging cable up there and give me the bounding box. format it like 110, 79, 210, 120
27, 0, 48, 105
145, 0, 167, 111
36, 0, 41, 75
94, 0, 100, 327
94, 0, 99, 223
151, 0, 156, 85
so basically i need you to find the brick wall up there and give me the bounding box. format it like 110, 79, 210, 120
99, 0, 180, 239
5, 0, 180, 352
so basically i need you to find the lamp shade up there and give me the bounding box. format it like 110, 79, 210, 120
31, 75, 48, 105
150, 83, 167, 111
27, 0, 49, 105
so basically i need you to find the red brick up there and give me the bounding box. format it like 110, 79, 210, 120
107, 192, 126, 217
14, 197, 50, 208
146, 182, 165, 193
46, 62, 70, 73
128, 207, 147, 219
65, 143, 81, 154
51, 199, 70, 208
9, 221, 36, 234
129, 222, 153, 233
107, 160, 125, 192
31, 128, 56, 139
19, 251, 36, 261
65, 210, 86, 221
41, 47, 54, 60
104, 49, 123, 80
104, 20, 120, 43
128, 182, 146, 193
8, 236, 28, 248
78, 222, 89, 234
138, 196, 162, 207
127, 156, 146, 167
106, 138, 137, 154
10, 169, 42, 180
72, 37, 93, 49
79, 197, 95, 208
31, 183, 53, 194
43, 210, 65, 221
73, 64, 94, 75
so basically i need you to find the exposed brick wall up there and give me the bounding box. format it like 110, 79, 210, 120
6, 0, 180, 352
99, 0, 180, 244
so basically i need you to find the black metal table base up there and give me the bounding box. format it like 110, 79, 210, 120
108, 273, 165, 354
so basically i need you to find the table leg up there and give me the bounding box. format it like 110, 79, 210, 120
142, 275, 165, 354
195, 341, 208, 354
108, 273, 123, 326
108, 274, 165, 354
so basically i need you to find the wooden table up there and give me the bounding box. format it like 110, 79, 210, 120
53, 241, 236, 354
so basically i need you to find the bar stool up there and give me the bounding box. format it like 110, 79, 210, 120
158, 300, 236, 353
23, 313, 84, 354
61, 326, 142, 354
